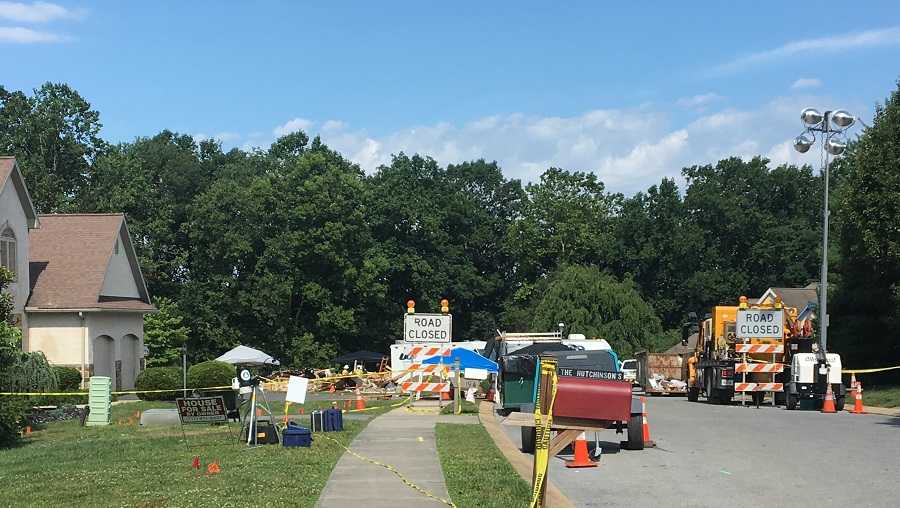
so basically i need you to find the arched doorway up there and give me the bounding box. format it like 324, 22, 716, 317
92, 335, 115, 387
120, 334, 139, 389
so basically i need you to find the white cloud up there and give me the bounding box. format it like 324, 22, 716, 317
321, 120, 345, 132
310, 95, 871, 194
714, 26, 900, 74
676, 92, 722, 110
0, 1, 81, 23
0, 25, 66, 42
193, 132, 241, 144
791, 78, 823, 90
273, 117, 313, 137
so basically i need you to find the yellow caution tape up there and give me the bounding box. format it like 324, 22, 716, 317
319, 431, 456, 508
529, 356, 559, 508
0, 385, 232, 397
843, 365, 900, 374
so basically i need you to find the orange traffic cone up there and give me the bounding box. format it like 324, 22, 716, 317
441, 390, 451, 401
298, 407, 305, 415
24, 425, 32, 436
565, 432, 597, 468
641, 396, 656, 448
852, 380, 865, 414
821, 383, 837, 413
329, 384, 336, 393
355, 388, 365, 410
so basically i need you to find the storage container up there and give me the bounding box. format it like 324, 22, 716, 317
282, 422, 312, 447
324, 408, 343, 431
310, 410, 325, 432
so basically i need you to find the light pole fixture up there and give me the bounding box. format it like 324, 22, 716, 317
792, 108, 855, 353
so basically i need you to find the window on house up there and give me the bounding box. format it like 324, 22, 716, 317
0, 227, 16, 280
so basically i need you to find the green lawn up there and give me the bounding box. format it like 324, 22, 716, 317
436, 423, 531, 508
861, 385, 900, 408
0, 399, 396, 507
439, 400, 479, 415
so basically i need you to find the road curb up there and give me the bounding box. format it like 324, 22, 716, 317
850, 405, 900, 417
478, 401, 576, 508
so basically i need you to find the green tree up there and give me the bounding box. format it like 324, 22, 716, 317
0, 83, 105, 211
525, 264, 665, 356
143, 297, 190, 367
831, 80, 900, 379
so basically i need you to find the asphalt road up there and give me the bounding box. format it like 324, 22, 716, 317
502, 396, 900, 507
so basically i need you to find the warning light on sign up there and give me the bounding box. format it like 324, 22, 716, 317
406, 299, 416, 314
774, 295, 783, 309
739, 295, 748, 309
440, 299, 449, 314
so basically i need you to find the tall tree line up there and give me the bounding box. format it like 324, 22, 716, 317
2, 82, 898, 377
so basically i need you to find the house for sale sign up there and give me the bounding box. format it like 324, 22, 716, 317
404, 313, 452, 343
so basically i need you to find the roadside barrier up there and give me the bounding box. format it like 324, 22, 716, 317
565, 431, 596, 468
821, 383, 837, 413
640, 396, 656, 448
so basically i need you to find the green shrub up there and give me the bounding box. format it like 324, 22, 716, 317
0, 396, 27, 447
53, 366, 83, 391
135, 367, 181, 401
187, 361, 234, 390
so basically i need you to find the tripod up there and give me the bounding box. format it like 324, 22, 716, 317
239, 382, 279, 446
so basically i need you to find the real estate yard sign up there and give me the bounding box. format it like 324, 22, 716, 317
176, 396, 228, 424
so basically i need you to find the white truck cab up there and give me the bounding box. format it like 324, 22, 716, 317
620, 359, 638, 384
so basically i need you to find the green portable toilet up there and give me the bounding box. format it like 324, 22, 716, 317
86, 376, 111, 426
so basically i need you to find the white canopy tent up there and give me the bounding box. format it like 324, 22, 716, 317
215, 345, 280, 366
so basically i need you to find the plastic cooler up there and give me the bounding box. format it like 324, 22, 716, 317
282, 422, 312, 447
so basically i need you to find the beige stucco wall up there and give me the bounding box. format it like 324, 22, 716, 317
87, 312, 145, 389
100, 230, 141, 298
0, 178, 30, 316
26, 311, 146, 389
27, 312, 83, 365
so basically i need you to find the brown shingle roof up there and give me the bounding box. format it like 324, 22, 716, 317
27, 214, 154, 311
0, 156, 14, 188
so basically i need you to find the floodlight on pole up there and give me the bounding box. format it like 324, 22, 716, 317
791, 108, 856, 354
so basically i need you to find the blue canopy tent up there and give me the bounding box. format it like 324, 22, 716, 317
421, 347, 498, 373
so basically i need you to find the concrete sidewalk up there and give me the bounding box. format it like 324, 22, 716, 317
316, 400, 478, 508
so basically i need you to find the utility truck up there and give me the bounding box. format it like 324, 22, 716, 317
683, 295, 845, 408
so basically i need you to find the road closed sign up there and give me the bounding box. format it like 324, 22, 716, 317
736, 309, 784, 339
404, 313, 452, 343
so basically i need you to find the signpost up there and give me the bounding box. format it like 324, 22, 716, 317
736, 309, 784, 339
403, 313, 452, 343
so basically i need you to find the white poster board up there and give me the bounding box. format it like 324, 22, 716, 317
464, 368, 489, 380
285, 376, 309, 404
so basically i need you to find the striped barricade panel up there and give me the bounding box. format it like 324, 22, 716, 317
734, 382, 783, 392
405, 346, 452, 358
735, 363, 784, 373
735, 344, 784, 354
401, 382, 450, 393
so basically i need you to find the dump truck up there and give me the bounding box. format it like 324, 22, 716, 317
635, 352, 687, 395
684, 295, 845, 408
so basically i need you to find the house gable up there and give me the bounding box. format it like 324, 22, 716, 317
99, 222, 149, 300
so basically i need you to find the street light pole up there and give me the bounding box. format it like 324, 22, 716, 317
819, 113, 832, 352
793, 108, 855, 353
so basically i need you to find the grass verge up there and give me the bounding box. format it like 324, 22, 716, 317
436, 423, 531, 508
439, 400, 479, 415
861, 385, 900, 408
0, 399, 395, 507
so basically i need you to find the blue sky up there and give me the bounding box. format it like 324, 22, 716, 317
3, 1, 900, 193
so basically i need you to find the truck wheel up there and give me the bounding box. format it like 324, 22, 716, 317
687, 387, 700, 402
521, 426, 536, 454
834, 396, 846, 412
786, 394, 798, 410
626, 414, 644, 451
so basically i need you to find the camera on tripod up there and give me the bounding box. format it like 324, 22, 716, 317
236, 367, 261, 388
